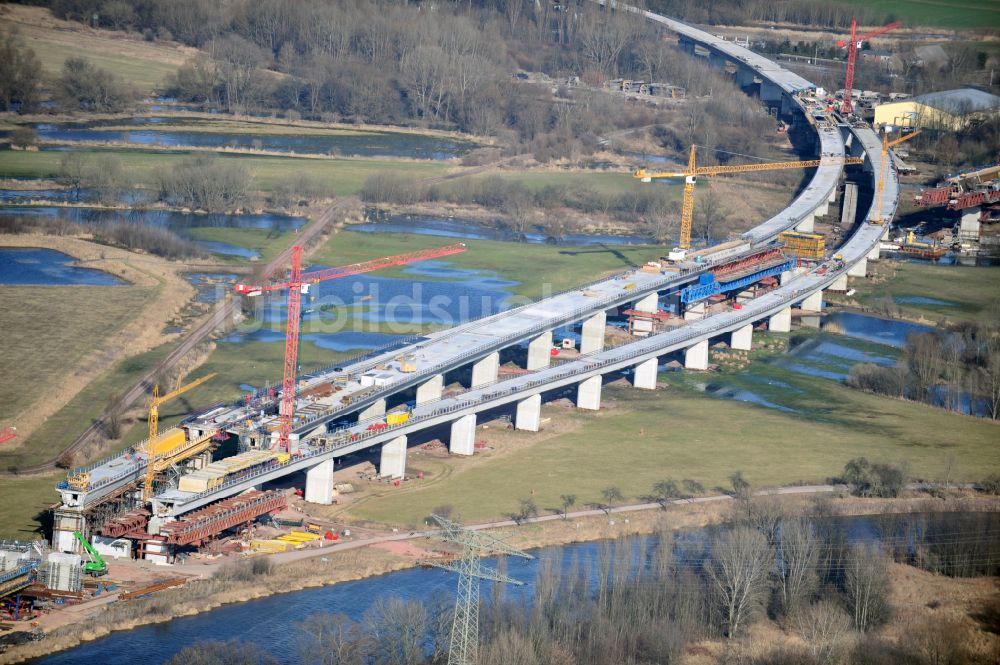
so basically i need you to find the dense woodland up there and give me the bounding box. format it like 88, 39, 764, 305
162, 500, 1000, 665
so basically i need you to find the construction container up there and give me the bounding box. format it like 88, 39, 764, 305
386, 412, 410, 426
177, 450, 289, 493
779, 231, 825, 260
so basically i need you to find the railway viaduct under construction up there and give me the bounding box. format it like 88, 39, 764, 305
51, 1, 899, 558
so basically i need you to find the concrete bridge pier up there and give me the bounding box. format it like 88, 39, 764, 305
731, 324, 753, 351
795, 213, 815, 233
577, 375, 602, 410
358, 398, 387, 422
814, 200, 830, 217
515, 393, 541, 431
527, 331, 553, 370
450, 414, 476, 455
634, 291, 659, 313
379, 435, 407, 479
633, 357, 659, 389
416, 374, 444, 405
471, 352, 499, 388
580, 311, 607, 354
848, 257, 867, 277
769, 307, 792, 332
800, 290, 823, 312
685, 340, 709, 370
305, 459, 334, 504
829, 273, 849, 291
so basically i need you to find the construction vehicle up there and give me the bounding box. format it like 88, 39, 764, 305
73, 531, 108, 576
871, 128, 920, 224
144, 372, 218, 501
634, 145, 864, 249
233, 243, 468, 452
836, 19, 900, 115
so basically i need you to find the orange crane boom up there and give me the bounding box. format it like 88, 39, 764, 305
837, 19, 900, 115
244, 243, 469, 452
634, 145, 864, 249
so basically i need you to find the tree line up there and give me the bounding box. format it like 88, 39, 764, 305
164, 492, 1000, 665
848, 318, 1000, 420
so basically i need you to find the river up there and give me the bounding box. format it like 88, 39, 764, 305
0, 248, 125, 286
4, 120, 474, 161
29, 511, 998, 665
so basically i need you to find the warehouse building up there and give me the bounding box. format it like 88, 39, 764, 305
874, 88, 1000, 131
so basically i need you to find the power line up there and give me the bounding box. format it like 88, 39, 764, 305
424, 514, 534, 665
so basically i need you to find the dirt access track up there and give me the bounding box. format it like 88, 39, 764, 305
0, 234, 196, 451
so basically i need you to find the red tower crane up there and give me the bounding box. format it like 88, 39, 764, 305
235, 243, 468, 451
837, 18, 900, 115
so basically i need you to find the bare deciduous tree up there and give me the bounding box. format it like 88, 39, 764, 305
777, 518, 820, 616
795, 599, 853, 662
845, 543, 890, 633
706, 526, 773, 637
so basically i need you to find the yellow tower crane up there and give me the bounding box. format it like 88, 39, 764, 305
634, 145, 865, 249
144, 372, 216, 500
871, 129, 919, 224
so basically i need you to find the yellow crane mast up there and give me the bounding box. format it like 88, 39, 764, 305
634, 145, 865, 249
144, 372, 216, 500
871, 129, 919, 224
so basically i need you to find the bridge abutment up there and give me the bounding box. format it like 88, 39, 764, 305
379, 435, 407, 479
450, 414, 476, 455
515, 393, 541, 431
577, 375, 602, 410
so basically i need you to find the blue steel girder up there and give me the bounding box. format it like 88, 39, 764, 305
680, 260, 794, 303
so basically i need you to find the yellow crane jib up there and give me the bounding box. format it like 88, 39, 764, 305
871, 129, 920, 224
143, 372, 217, 501
634, 145, 864, 249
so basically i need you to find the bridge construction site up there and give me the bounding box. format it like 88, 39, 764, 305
2, 1, 905, 621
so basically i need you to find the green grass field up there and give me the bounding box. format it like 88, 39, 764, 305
837, 0, 1000, 29
351, 372, 1000, 527
0, 342, 177, 472
0, 285, 156, 426
0, 150, 449, 196
837, 261, 1000, 323
313, 230, 661, 299
0, 472, 64, 539
181, 228, 661, 298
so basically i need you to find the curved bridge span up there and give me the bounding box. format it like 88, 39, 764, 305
53, 3, 899, 548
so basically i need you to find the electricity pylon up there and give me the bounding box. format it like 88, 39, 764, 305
424, 514, 534, 665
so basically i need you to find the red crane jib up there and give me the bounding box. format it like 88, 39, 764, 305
234, 243, 468, 294
840, 19, 900, 115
